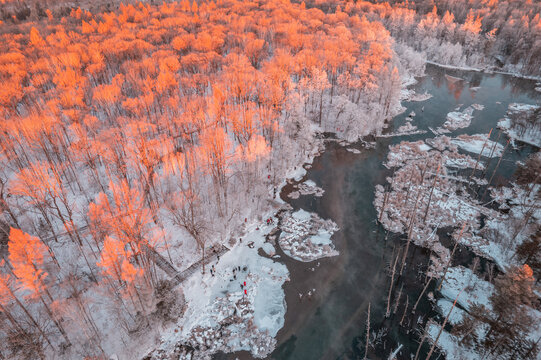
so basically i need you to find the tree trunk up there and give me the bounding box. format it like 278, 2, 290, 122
481, 138, 510, 200
439, 223, 466, 291
39, 295, 70, 345
469, 129, 492, 182
414, 329, 428, 360
422, 163, 441, 224
393, 283, 403, 315
364, 302, 370, 360
400, 295, 409, 327
11, 293, 53, 348
412, 277, 432, 314
386, 249, 400, 318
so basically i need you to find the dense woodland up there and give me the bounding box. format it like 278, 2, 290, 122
2, 0, 540, 75
304, 0, 541, 75
0, 0, 407, 358
0, 0, 539, 359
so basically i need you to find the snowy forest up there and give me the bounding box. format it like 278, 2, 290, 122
0, 0, 539, 359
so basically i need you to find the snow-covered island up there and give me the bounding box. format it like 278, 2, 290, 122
278, 209, 339, 262
498, 103, 541, 148
444, 106, 475, 131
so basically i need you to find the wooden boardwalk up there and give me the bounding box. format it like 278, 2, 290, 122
143, 244, 228, 287
42, 222, 229, 288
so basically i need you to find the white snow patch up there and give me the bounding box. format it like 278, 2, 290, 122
279, 210, 339, 262
450, 134, 504, 158
498, 103, 541, 147
443, 107, 474, 131
426, 322, 480, 360
440, 266, 493, 311
260, 242, 276, 257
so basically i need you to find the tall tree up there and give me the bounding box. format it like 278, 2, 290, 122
8, 228, 70, 345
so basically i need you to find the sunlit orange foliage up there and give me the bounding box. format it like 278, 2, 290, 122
0, 0, 404, 307
462, 9, 483, 35
97, 236, 141, 284
0, 273, 14, 306
8, 228, 49, 298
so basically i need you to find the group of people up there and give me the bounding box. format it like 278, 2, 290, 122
209, 264, 249, 297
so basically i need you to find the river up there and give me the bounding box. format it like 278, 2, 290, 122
218, 64, 540, 360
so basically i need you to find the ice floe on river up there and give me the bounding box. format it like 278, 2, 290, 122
497, 102, 541, 148
288, 179, 325, 199
450, 134, 504, 158
443, 106, 475, 131
278, 209, 339, 262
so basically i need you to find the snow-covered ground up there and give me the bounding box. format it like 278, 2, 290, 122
375, 137, 488, 276
497, 103, 541, 148
439, 266, 493, 312
429, 262, 541, 360
426, 321, 480, 360
395, 141, 541, 359
427, 61, 541, 81
374, 130, 536, 281
147, 220, 289, 359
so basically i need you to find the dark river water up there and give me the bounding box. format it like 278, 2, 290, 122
221, 64, 540, 360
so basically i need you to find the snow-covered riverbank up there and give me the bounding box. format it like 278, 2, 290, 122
149, 219, 289, 359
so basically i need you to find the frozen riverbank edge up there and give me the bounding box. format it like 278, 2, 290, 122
426, 60, 541, 81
